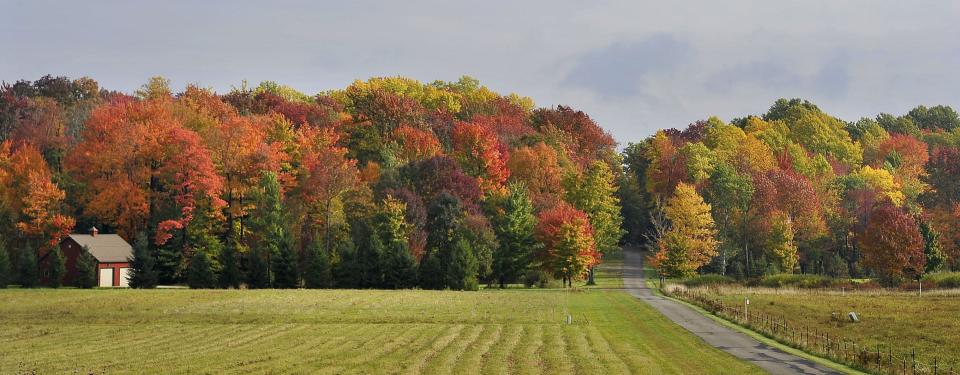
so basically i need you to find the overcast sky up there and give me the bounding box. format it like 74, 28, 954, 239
2, 1, 959, 145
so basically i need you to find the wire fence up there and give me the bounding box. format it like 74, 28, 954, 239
669, 288, 956, 375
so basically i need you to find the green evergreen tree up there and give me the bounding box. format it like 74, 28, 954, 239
46, 248, 66, 288
382, 240, 417, 289
490, 183, 538, 288
0, 239, 10, 288
303, 239, 333, 289
354, 220, 384, 288
249, 172, 294, 288
333, 244, 361, 288
219, 239, 242, 289
187, 251, 216, 289
418, 252, 445, 290
444, 238, 479, 291
75, 246, 97, 288
271, 241, 299, 288
128, 232, 159, 288
18, 245, 39, 288
246, 246, 271, 289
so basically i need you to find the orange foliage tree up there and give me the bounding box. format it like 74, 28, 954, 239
0, 141, 74, 253
67, 99, 224, 241
534, 202, 599, 287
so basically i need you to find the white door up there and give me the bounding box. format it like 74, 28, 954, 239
119, 268, 132, 287
99, 268, 114, 287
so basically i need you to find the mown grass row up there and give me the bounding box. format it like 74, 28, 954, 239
0, 254, 761, 374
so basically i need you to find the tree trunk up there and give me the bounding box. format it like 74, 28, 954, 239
586, 266, 596, 285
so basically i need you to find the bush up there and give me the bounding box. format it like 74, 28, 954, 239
922, 272, 960, 289
681, 274, 735, 288
755, 273, 839, 288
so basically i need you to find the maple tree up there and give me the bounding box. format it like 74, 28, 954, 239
534, 202, 599, 287
507, 142, 565, 210
858, 200, 925, 283
452, 120, 509, 193
67, 98, 224, 242
0, 142, 75, 253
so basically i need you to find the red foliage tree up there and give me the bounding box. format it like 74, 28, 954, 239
859, 200, 925, 282
393, 125, 441, 162
530, 105, 615, 168
534, 202, 599, 287
452, 120, 509, 193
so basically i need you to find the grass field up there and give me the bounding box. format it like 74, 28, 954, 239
0, 256, 760, 374
676, 285, 960, 370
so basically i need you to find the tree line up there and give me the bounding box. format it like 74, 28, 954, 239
621, 99, 960, 285
0, 75, 623, 290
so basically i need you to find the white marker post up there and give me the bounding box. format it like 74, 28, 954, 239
744, 298, 750, 324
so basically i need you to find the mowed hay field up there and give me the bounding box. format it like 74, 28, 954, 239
694, 286, 960, 368
0, 264, 759, 374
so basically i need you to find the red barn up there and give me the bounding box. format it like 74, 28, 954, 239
59, 227, 134, 287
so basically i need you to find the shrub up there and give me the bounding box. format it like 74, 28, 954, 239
522, 269, 552, 288
922, 272, 960, 289
681, 274, 735, 288
756, 273, 839, 289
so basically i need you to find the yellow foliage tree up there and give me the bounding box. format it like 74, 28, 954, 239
649, 183, 719, 277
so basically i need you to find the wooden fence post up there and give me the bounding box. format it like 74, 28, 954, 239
913, 348, 917, 375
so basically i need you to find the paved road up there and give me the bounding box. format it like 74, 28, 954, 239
623, 249, 844, 375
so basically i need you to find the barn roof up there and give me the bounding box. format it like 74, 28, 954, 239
68, 234, 133, 263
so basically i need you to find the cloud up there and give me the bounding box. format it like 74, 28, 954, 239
561, 34, 690, 98
704, 60, 802, 92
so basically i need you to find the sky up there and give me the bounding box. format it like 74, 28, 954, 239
2, 1, 959, 145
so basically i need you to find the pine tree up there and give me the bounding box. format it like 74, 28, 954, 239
333, 244, 361, 288
187, 251, 216, 289
271, 241, 299, 288
355, 223, 384, 288
249, 172, 294, 288
46, 248, 66, 288
382, 240, 417, 289
246, 246, 270, 289
0, 240, 10, 288
128, 232, 159, 289
444, 238, 479, 291
18, 245, 39, 288
418, 252, 445, 290
75, 246, 97, 289
490, 183, 538, 288
219, 239, 242, 289
303, 239, 333, 289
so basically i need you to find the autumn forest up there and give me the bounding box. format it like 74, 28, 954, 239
0, 75, 958, 289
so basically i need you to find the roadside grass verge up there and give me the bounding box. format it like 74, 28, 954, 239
668, 284, 960, 373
